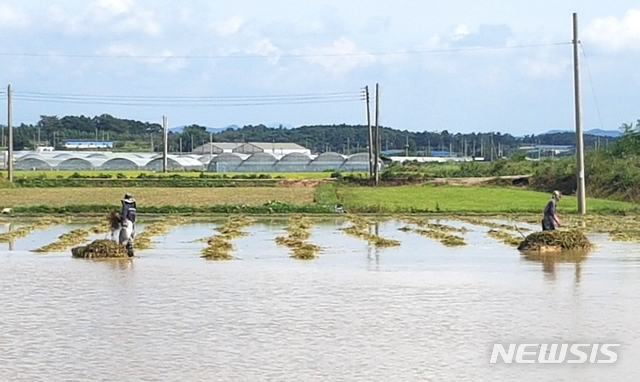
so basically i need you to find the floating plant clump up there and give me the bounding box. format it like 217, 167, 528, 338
0, 217, 69, 243
412, 228, 466, 247
341, 216, 400, 248
275, 216, 321, 260
486, 229, 522, 247
201, 215, 254, 260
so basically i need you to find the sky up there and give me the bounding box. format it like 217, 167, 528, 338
0, 0, 638, 135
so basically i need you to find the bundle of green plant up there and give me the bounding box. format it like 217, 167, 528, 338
487, 229, 522, 247
413, 228, 466, 247
71, 240, 129, 259
517, 230, 593, 252
108, 211, 121, 231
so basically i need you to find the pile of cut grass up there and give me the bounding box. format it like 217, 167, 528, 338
71, 239, 129, 259
517, 230, 592, 252
275, 216, 321, 260
341, 216, 400, 247
201, 215, 255, 260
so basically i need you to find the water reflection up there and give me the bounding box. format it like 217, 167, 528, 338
521, 250, 588, 284
2, 218, 640, 381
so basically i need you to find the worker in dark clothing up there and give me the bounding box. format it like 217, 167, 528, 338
542, 190, 561, 231
120, 193, 137, 256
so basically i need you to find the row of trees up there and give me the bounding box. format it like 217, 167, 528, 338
0, 114, 621, 156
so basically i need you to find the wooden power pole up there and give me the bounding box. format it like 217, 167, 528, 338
374, 83, 380, 185
365, 86, 373, 179
573, 12, 587, 214
7, 84, 13, 182
162, 116, 168, 173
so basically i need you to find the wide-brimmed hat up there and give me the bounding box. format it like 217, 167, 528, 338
552, 190, 562, 199
122, 193, 135, 203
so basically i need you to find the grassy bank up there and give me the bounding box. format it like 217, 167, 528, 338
0, 187, 315, 207
334, 184, 639, 214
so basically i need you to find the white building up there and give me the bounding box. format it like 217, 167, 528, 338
64, 141, 114, 149
191, 142, 243, 154
233, 142, 311, 156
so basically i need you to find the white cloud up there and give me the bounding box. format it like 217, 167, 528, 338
210, 16, 244, 36
49, 0, 161, 37
584, 9, 640, 51
0, 3, 29, 27
520, 57, 571, 79
247, 38, 281, 65
452, 24, 471, 41
97, 44, 186, 72
303, 38, 376, 75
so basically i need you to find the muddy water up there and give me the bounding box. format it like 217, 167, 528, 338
1, 218, 640, 381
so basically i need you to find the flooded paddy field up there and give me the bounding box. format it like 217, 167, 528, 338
1, 216, 640, 381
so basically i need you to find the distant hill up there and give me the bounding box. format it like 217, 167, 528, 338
266, 123, 294, 129
169, 124, 240, 134
545, 128, 621, 137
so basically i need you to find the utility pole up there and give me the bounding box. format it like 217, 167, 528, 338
365, 86, 373, 178
7, 84, 13, 182
210, 132, 213, 156
347, 137, 350, 155
162, 116, 168, 173
190, 134, 194, 153
374, 83, 380, 185
490, 135, 495, 161
405, 135, 409, 157
150, 133, 154, 153
573, 12, 587, 214
179, 137, 183, 156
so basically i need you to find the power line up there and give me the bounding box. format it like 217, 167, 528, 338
11, 96, 364, 107
13, 90, 363, 102
579, 42, 605, 129
0, 42, 571, 60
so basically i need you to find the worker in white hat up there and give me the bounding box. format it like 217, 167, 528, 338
542, 190, 561, 231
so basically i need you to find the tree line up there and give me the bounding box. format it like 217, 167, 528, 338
0, 114, 622, 156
